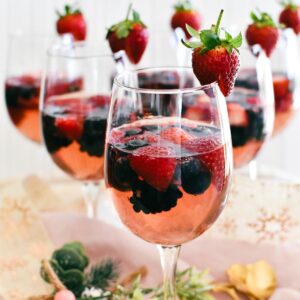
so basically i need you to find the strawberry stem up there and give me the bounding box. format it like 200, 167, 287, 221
126, 3, 133, 20
65, 5, 71, 15
215, 9, 224, 34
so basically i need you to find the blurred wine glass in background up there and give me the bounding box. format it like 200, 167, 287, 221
271, 28, 300, 136
41, 42, 125, 218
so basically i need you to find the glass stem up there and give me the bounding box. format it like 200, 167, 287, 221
249, 159, 257, 181
157, 245, 181, 300
82, 181, 101, 219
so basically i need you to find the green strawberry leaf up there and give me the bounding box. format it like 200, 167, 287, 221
200, 30, 221, 50
280, 0, 298, 10
250, 10, 278, 28
116, 21, 131, 38
132, 10, 140, 22
186, 24, 200, 39
174, 0, 193, 12
182, 9, 243, 54
230, 32, 243, 48
181, 39, 202, 48
107, 4, 146, 40
225, 31, 233, 41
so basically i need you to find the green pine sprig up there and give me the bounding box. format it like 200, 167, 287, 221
40, 242, 216, 300
85, 259, 119, 290
112, 268, 215, 300
250, 10, 278, 28
182, 9, 243, 54
174, 0, 193, 12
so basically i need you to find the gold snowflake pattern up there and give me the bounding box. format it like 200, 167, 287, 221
248, 207, 298, 243
217, 217, 237, 236
0, 257, 27, 270
0, 197, 36, 237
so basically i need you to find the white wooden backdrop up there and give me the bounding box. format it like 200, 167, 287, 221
0, 0, 299, 179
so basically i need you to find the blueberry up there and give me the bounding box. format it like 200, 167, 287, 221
130, 180, 183, 214
180, 158, 211, 195
106, 146, 138, 191
79, 117, 107, 157
125, 128, 142, 137
126, 139, 149, 150
42, 114, 72, 153
141, 125, 158, 132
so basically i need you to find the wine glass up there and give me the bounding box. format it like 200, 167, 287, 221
4, 33, 51, 143
227, 46, 274, 178
105, 67, 232, 299
41, 42, 125, 218
271, 28, 300, 135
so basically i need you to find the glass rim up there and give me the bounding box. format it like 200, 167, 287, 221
47, 41, 124, 60
114, 66, 217, 95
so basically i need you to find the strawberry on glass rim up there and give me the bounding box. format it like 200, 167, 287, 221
246, 11, 279, 57
279, 0, 300, 35
182, 9, 242, 97
171, 0, 202, 39
106, 4, 149, 64
56, 4, 87, 41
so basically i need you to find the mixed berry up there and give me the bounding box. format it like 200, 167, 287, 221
42, 95, 110, 157
5, 75, 41, 109
106, 119, 226, 214
273, 74, 294, 113
227, 71, 266, 148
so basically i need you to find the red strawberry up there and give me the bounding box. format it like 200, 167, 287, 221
161, 127, 193, 144
106, 4, 149, 64
125, 23, 149, 64
246, 11, 279, 57
182, 10, 242, 97
227, 102, 248, 126
129, 145, 177, 191
183, 136, 225, 191
273, 76, 290, 98
279, 1, 300, 35
55, 117, 83, 140
56, 5, 87, 41
199, 145, 226, 192
171, 0, 202, 39
106, 31, 126, 53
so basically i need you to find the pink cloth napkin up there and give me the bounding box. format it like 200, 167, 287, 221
270, 288, 300, 299
42, 213, 300, 299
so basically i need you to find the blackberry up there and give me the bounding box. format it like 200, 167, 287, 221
125, 139, 149, 150
235, 73, 259, 91
180, 157, 211, 195
5, 86, 20, 107
20, 84, 38, 99
230, 108, 265, 147
106, 146, 138, 191
130, 180, 183, 214
79, 117, 106, 157
247, 108, 265, 141
230, 126, 249, 147
42, 114, 72, 153
125, 128, 142, 137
